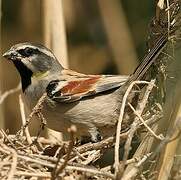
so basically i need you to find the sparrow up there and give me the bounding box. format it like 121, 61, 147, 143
3, 35, 167, 142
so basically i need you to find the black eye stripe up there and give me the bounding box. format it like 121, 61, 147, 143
18, 47, 39, 57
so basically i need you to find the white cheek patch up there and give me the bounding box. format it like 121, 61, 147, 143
21, 58, 34, 70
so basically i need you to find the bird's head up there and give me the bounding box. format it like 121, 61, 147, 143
3, 42, 63, 91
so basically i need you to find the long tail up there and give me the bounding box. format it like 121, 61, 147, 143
129, 34, 168, 82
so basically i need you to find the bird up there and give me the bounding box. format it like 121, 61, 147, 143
3, 35, 167, 142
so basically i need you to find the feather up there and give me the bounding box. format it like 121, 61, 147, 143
46, 73, 128, 103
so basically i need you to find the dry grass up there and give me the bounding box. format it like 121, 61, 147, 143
0, 0, 180, 179
0, 76, 174, 179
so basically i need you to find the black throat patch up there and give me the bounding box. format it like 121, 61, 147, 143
13, 61, 33, 92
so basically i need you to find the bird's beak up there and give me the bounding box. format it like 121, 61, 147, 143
3, 50, 19, 61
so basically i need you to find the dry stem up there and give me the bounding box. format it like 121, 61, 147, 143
114, 80, 151, 177
16, 92, 47, 138
0, 83, 21, 105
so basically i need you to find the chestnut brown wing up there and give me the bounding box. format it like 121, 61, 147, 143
46, 74, 128, 103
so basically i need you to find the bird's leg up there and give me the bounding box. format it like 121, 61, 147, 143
89, 127, 102, 143
79, 127, 102, 144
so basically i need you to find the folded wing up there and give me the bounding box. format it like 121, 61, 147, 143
46, 70, 128, 103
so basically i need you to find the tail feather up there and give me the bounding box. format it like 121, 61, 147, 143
129, 34, 168, 82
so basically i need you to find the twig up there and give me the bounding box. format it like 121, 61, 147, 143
121, 80, 156, 176
16, 153, 57, 168
128, 103, 164, 140
0, 83, 21, 105
114, 80, 151, 176
34, 111, 47, 141
71, 148, 87, 161
15, 166, 115, 179
122, 153, 153, 180
166, 0, 171, 36
136, 79, 156, 114
82, 150, 101, 165
157, 0, 165, 10
77, 131, 128, 154
67, 131, 129, 167
26, 92, 47, 128
0, 141, 115, 179
65, 165, 115, 179
0, 144, 17, 180
19, 95, 38, 152
101, 152, 153, 172
16, 92, 47, 137
52, 125, 76, 179
0, 129, 17, 150
15, 171, 55, 178
19, 95, 32, 145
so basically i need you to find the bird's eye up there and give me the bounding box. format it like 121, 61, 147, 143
18, 47, 35, 57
